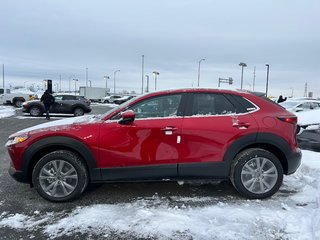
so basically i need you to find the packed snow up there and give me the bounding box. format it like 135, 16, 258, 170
0, 106, 15, 119
0, 150, 319, 239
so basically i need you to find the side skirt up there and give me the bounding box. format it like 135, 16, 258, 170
97, 162, 229, 182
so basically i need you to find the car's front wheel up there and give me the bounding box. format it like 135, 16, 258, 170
29, 106, 42, 117
230, 148, 283, 199
32, 150, 88, 202
73, 107, 84, 116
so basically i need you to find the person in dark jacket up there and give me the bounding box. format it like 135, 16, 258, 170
40, 90, 55, 120
277, 95, 287, 103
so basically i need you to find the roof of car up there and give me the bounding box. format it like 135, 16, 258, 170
139, 88, 258, 98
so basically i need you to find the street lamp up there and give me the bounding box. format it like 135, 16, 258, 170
73, 78, 78, 94
197, 58, 205, 87
145, 75, 150, 93
152, 71, 159, 91
141, 55, 144, 94
104, 76, 110, 92
239, 62, 247, 90
113, 70, 120, 94
68, 75, 75, 92
265, 64, 270, 97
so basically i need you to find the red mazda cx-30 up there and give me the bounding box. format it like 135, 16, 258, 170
6, 88, 301, 202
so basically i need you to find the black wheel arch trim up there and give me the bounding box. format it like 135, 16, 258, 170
223, 132, 298, 175
21, 136, 101, 183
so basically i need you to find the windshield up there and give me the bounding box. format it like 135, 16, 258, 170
98, 96, 138, 119
280, 101, 299, 108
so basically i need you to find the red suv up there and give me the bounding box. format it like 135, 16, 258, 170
6, 88, 301, 202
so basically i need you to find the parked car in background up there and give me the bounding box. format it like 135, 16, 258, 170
0, 88, 36, 107
7, 88, 301, 202
22, 94, 91, 117
279, 99, 320, 113
113, 95, 136, 105
100, 95, 122, 103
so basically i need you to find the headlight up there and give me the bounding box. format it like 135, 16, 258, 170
5, 134, 29, 147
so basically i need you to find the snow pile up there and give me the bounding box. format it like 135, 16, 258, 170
0, 150, 320, 239
0, 106, 15, 118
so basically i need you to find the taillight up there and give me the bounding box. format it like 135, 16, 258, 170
277, 116, 297, 124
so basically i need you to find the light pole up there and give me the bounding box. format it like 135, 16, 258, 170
265, 64, 270, 97
197, 58, 205, 87
73, 78, 78, 94
152, 71, 159, 91
104, 76, 110, 92
113, 70, 120, 94
86, 67, 88, 87
2, 64, 4, 90
68, 75, 75, 92
239, 62, 247, 90
141, 55, 144, 94
145, 75, 150, 93
59, 74, 62, 92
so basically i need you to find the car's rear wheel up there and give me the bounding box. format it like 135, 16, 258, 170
104, 100, 109, 103
29, 106, 42, 117
230, 148, 283, 199
32, 150, 88, 202
13, 98, 24, 108
73, 107, 84, 116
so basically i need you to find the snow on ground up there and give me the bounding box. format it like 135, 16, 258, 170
0, 150, 320, 239
0, 106, 15, 119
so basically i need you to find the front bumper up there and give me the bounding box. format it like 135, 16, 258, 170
8, 165, 29, 183
286, 148, 302, 175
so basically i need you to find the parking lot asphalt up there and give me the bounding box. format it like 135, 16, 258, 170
0, 104, 238, 239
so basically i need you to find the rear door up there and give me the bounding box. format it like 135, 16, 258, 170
178, 92, 259, 178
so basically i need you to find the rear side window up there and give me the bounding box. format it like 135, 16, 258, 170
63, 95, 77, 100
192, 93, 237, 115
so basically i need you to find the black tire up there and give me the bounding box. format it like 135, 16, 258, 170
104, 100, 109, 103
32, 150, 88, 202
29, 106, 42, 117
73, 107, 84, 116
230, 148, 283, 199
14, 98, 24, 108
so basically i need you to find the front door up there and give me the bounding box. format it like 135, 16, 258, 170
99, 93, 184, 180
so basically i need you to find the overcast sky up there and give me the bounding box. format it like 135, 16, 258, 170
1, 0, 319, 97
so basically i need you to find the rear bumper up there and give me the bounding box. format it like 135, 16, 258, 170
286, 148, 302, 175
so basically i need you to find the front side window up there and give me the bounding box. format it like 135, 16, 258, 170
129, 94, 182, 119
299, 102, 311, 109
192, 93, 236, 116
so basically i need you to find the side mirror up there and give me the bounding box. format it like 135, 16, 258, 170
118, 110, 135, 125
295, 107, 303, 112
